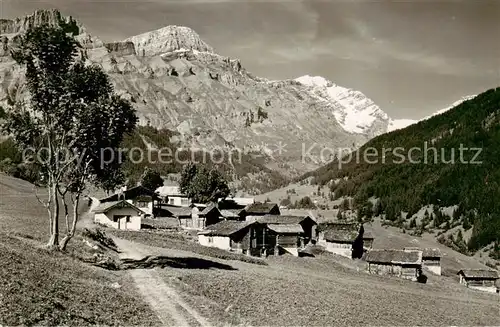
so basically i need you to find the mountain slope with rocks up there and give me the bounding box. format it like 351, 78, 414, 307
1, 9, 404, 185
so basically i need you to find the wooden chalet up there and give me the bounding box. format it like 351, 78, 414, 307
191, 203, 222, 229
247, 215, 317, 257
318, 222, 373, 259
198, 220, 256, 254
220, 209, 246, 221
404, 247, 442, 275
99, 185, 161, 217
457, 269, 499, 294
244, 202, 280, 216
365, 249, 424, 282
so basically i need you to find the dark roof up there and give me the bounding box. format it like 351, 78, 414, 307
93, 200, 144, 214
422, 248, 442, 258
198, 220, 254, 237
244, 202, 279, 214
365, 249, 422, 265
318, 222, 359, 232
99, 185, 160, 203
324, 229, 359, 243
200, 203, 219, 215
267, 224, 304, 234
166, 206, 192, 217
250, 215, 315, 225
458, 269, 499, 279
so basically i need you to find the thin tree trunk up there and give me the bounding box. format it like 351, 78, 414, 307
59, 194, 80, 251
47, 183, 59, 248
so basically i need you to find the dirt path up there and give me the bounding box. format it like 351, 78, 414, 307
113, 237, 211, 327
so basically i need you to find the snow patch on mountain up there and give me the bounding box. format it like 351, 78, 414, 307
388, 119, 417, 132
422, 95, 476, 121
295, 75, 390, 135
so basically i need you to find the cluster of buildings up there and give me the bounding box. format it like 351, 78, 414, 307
90, 184, 500, 293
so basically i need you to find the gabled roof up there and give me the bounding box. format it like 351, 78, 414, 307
324, 229, 359, 243
220, 209, 244, 218
267, 224, 304, 234
93, 200, 145, 214
166, 206, 192, 217
200, 203, 219, 215
244, 202, 279, 214
365, 249, 423, 265
198, 220, 254, 237
318, 221, 359, 232
248, 215, 315, 225
457, 269, 499, 279
100, 185, 160, 203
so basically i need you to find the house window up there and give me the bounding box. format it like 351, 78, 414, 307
169, 198, 175, 205
181, 198, 189, 205
208, 237, 214, 243
126, 216, 131, 223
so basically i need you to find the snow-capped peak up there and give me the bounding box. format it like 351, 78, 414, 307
387, 95, 477, 132
421, 95, 476, 121
125, 25, 214, 57
296, 75, 390, 135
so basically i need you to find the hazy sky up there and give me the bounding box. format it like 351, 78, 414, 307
2, 0, 499, 119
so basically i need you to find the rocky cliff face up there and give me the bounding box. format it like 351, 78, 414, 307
0, 9, 398, 182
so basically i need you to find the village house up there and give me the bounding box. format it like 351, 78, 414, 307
191, 203, 222, 229
99, 185, 161, 217
457, 269, 500, 294
247, 215, 317, 256
198, 220, 256, 254
93, 199, 144, 231
365, 249, 424, 282
318, 222, 374, 259
404, 247, 442, 275
167, 206, 194, 228
220, 208, 246, 221
244, 202, 281, 216
156, 185, 191, 207
167, 203, 222, 230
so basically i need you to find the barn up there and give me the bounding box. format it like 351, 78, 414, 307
244, 202, 281, 216
365, 249, 424, 282
198, 220, 256, 254
93, 200, 144, 231
247, 215, 317, 257
318, 222, 373, 259
99, 185, 161, 217
457, 269, 499, 294
404, 247, 442, 275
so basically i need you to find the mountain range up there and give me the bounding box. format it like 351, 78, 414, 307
0, 9, 475, 190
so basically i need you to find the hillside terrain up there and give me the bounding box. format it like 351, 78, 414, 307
2, 9, 411, 183
301, 87, 500, 255
2, 169, 500, 325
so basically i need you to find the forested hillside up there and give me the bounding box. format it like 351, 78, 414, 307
0, 125, 288, 194
305, 87, 500, 252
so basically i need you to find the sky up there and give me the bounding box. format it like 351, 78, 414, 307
2, 0, 499, 119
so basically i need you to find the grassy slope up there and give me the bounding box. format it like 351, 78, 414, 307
0, 174, 159, 325
158, 253, 500, 326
